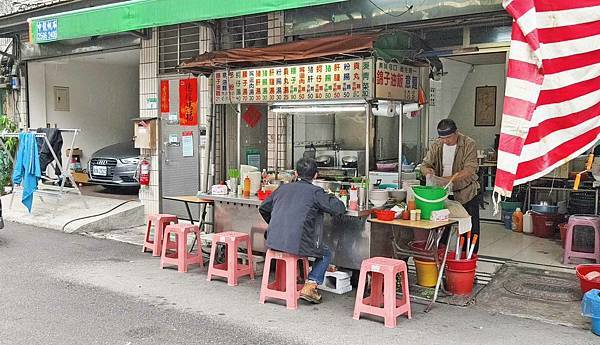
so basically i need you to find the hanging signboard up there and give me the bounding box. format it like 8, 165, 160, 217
374, 60, 420, 102
35, 18, 58, 43
214, 58, 374, 104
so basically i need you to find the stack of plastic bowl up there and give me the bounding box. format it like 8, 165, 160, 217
369, 189, 389, 207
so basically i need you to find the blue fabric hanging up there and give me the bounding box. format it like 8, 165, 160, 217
12, 132, 41, 212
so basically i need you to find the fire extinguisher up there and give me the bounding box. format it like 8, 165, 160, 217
137, 157, 150, 187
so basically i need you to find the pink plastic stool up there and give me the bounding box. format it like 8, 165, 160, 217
353, 257, 411, 328
160, 224, 204, 273
142, 214, 178, 256
564, 215, 600, 264
207, 231, 255, 286
259, 249, 309, 310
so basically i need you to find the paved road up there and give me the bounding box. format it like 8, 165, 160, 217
0, 223, 302, 345
0, 222, 597, 345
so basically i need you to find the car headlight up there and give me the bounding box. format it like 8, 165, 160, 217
120, 157, 139, 165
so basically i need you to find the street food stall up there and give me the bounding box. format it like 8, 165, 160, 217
180, 31, 437, 270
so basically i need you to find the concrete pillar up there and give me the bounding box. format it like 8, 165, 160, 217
138, 28, 160, 216
198, 24, 213, 192
266, 11, 286, 170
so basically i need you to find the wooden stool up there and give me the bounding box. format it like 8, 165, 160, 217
353, 257, 411, 328
207, 231, 255, 286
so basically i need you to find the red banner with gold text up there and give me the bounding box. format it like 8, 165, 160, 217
179, 78, 198, 126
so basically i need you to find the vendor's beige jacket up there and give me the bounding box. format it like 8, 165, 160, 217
422, 133, 479, 204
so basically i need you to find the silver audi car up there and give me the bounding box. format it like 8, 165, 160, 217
88, 141, 140, 189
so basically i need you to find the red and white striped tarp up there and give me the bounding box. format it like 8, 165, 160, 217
494, 0, 600, 199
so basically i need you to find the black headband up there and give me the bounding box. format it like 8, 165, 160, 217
438, 124, 457, 137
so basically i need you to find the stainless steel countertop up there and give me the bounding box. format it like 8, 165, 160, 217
200, 193, 374, 217
200, 194, 262, 206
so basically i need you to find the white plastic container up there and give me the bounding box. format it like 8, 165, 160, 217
523, 211, 533, 234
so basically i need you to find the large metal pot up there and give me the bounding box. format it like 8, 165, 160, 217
342, 155, 358, 168
316, 155, 333, 167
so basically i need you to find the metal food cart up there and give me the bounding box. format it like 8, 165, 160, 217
182, 32, 430, 270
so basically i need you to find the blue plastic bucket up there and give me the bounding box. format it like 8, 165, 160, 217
501, 209, 513, 230
582, 289, 600, 336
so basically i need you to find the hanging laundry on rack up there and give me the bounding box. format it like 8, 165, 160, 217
36, 128, 63, 177
12, 132, 41, 212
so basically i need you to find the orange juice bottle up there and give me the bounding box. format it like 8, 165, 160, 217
407, 198, 416, 212
243, 176, 251, 198
512, 208, 523, 232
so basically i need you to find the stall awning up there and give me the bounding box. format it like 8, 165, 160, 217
180, 31, 440, 74
27, 0, 346, 44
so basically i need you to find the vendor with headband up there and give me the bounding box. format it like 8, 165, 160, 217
421, 119, 481, 253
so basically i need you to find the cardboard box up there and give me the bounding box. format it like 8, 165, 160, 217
134, 119, 157, 150
543, 161, 570, 179
71, 172, 89, 184
66, 148, 83, 157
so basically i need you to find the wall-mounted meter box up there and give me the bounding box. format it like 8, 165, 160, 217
133, 117, 157, 150
199, 126, 208, 147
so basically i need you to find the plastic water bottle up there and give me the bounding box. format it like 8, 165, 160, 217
523, 211, 533, 234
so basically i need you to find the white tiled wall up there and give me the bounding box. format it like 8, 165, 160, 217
16, 78, 28, 128
138, 28, 160, 216
138, 25, 214, 216
198, 26, 213, 192
267, 12, 284, 46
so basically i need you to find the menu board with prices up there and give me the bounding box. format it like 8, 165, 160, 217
374, 60, 420, 102
214, 58, 374, 104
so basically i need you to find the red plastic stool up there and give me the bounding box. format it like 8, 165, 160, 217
353, 257, 411, 328
160, 224, 204, 273
259, 249, 309, 310
207, 231, 255, 286
142, 214, 178, 256
564, 215, 600, 264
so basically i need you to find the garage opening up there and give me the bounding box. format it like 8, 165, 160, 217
27, 49, 140, 200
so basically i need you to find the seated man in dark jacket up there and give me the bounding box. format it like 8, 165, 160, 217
259, 158, 346, 303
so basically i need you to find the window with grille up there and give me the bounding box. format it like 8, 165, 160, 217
220, 14, 269, 50
159, 23, 202, 74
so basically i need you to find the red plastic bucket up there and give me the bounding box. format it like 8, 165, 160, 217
446, 268, 476, 295
531, 212, 559, 238
445, 251, 478, 270
576, 264, 600, 294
